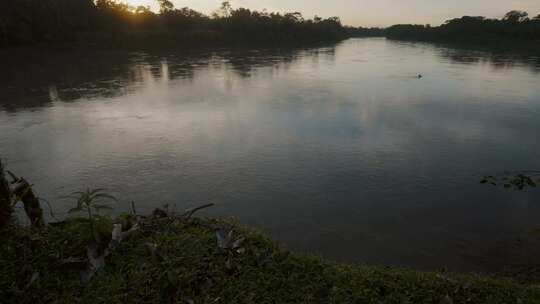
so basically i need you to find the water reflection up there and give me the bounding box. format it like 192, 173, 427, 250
0, 46, 336, 112
1, 38, 540, 274
386, 40, 540, 74
435, 45, 540, 73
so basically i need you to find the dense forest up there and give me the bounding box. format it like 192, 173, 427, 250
386, 10, 540, 45
0, 0, 376, 48
2, 2, 538, 49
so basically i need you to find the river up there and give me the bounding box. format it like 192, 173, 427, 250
1, 38, 540, 273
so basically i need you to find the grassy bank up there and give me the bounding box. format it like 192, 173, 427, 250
1, 214, 539, 304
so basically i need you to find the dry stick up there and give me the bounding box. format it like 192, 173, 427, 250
6, 170, 17, 182
0, 160, 12, 228
183, 203, 215, 219
83, 221, 141, 283
131, 201, 138, 216
39, 197, 59, 221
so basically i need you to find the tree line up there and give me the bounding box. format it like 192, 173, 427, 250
3, 2, 537, 48
0, 0, 374, 48
386, 10, 540, 44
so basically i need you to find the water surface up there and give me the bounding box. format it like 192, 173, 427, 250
2, 38, 540, 273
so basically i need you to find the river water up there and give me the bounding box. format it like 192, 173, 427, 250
1, 38, 540, 273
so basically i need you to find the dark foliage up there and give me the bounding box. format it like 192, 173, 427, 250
345, 26, 385, 37
386, 10, 540, 45
0, 0, 378, 48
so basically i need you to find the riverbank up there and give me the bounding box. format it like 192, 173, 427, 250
1, 213, 539, 304
1, 1, 358, 50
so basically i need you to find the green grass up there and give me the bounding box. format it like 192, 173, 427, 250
1, 216, 539, 304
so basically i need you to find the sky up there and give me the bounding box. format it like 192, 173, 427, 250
127, 0, 540, 27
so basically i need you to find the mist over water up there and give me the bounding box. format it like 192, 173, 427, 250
1, 38, 540, 272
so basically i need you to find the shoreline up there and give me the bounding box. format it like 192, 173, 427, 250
3, 35, 539, 57
0, 37, 350, 52
1, 212, 539, 303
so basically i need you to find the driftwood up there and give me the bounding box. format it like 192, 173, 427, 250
7, 170, 44, 227
0, 160, 12, 227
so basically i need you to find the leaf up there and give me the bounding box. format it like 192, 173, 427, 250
67, 191, 85, 197
216, 228, 245, 251
59, 193, 83, 200
216, 229, 231, 249
89, 188, 107, 196
91, 193, 118, 202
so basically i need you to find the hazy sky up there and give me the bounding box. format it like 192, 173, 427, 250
128, 0, 540, 27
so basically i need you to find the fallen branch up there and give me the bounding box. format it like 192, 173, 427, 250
183, 203, 215, 219
81, 222, 140, 282
0, 160, 12, 228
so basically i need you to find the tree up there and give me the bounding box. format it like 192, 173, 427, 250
534, 14, 540, 21
327, 17, 341, 24
0, 1, 350, 47
157, 0, 174, 13
135, 6, 151, 15
503, 10, 529, 23
284, 12, 304, 23
95, 0, 114, 10
218, 1, 232, 18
